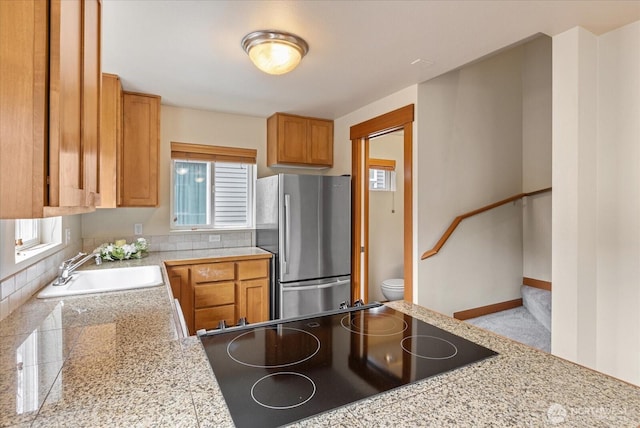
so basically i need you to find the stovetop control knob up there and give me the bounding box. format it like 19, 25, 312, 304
352, 299, 364, 307
339, 301, 350, 310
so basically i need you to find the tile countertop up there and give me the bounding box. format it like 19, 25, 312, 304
1, 249, 639, 427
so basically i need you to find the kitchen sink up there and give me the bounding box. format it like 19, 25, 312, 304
37, 265, 163, 298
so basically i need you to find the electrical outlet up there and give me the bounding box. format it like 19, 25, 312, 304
65, 228, 71, 245
134, 224, 143, 235
208, 234, 221, 242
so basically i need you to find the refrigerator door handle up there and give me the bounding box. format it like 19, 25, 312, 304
282, 278, 351, 292
283, 193, 291, 274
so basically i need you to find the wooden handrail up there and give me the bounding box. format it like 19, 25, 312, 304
421, 187, 551, 260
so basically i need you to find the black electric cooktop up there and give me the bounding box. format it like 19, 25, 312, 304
199, 303, 497, 428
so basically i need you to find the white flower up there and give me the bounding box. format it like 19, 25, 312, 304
94, 238, 148, 262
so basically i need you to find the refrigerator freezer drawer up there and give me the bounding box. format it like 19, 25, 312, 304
280, 277, 350, 319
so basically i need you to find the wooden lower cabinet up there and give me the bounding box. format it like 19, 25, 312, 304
165, 254, 271, 335
195, 305, 235, 330
166, 266, 189, 301
195, 281, 235, 308
237, 278, 269, 324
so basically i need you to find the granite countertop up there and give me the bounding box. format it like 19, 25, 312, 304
1, 249, 639, 427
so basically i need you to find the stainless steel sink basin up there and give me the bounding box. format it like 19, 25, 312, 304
37, 265, 163, 298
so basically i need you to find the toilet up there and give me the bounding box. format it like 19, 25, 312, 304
381, 278, 404, 301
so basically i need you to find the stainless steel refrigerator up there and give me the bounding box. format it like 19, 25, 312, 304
256, 174, 351, 319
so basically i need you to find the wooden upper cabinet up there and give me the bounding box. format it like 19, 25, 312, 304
120, 91, 160, 207
98, 73, 122, 208
307, 119, 333, 166
49, 0, 101, 212
0, 0, 101, 218
0, 0, 48, 218
81, 0, 101, 208
267, 113, 334, 168
99, 77, 160, 208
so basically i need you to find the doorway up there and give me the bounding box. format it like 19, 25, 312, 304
368, 132, 404, 301
350, 105, 414, 303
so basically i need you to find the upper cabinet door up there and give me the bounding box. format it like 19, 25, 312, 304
307, 119, 333, 166
47, 0, 101, 214
98, 73, 122, 208
277, 114, 308, 164
120, 92, 160, 207
0, 0, 48, 218
82, 0, 102, 207
48, 0, 85, 208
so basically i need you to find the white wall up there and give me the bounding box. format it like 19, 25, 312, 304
82, 105, 267, 239
82, 104, 356, 243
368, 134, 404, 301
417, 45, 525, 316
0, 215, 82, 321
522, 36, 552, 282
553, 21, 640, 385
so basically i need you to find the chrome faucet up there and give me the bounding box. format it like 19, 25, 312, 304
52, 252, 101, 286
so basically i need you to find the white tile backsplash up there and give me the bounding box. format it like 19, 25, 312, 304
0, 242, 81, 322
83, 231, 255, 254
0, 276, 15, 300
1, 230, 255, 321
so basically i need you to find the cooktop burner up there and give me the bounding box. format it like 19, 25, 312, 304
340, 311, 408, 336
199, 303, 497, 428
227, 327, 321, 368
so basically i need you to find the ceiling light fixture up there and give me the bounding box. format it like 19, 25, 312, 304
241, 30, 309, 75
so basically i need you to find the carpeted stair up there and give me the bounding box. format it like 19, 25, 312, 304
466, 285, 551, 352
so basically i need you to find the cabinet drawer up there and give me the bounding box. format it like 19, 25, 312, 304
192, 263, 234, 283
237, 259, 268, 280
195, 281, 235, 308
195, 305, 235, 331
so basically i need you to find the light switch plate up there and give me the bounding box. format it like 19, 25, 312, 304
208, 234, 221, 242
134, 224, 143, 235
65, 228, 71, 244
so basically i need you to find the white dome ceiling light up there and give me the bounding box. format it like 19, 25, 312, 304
241, 30, 309, 75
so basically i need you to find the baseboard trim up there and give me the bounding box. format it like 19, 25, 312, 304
453, 298, 523, 321
523, 277, 552, 291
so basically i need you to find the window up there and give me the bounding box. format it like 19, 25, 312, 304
369, 168, 387, 190
15, 219, 40, 249
171, 142, 257, 230
14, 217, 62, 263
368, 158, 396, 192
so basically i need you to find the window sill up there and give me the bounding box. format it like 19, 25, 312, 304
169, 228, 253, 234
15, 243, 60, 264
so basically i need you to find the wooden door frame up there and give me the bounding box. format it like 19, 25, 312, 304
350, 104, 414, 303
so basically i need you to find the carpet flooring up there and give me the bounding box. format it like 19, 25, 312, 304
466, 306, 551, 352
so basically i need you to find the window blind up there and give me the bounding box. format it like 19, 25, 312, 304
213, 163, 250, 227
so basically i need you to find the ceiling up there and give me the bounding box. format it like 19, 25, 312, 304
102, 0, 640, 120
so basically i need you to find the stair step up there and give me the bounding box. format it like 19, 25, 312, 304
466, 306, 550, 352
522, 285, 551, 332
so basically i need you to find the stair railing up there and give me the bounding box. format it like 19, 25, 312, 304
421, 187, 551, 260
